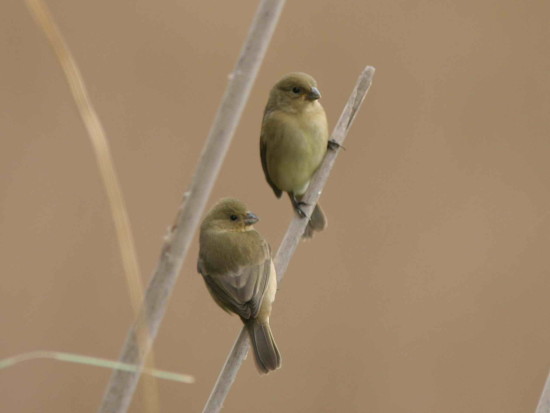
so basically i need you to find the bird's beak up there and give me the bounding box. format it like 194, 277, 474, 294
307, 87, 321, 100
244, 212, 259, 226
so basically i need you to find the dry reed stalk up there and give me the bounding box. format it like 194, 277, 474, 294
536, 371, 550, 413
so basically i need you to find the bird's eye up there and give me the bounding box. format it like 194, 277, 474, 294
229, 214, 238, 221
292, 86, 302, 94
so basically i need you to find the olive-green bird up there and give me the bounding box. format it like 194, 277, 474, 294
260, 72, 331, 238
198, 198, 281, 374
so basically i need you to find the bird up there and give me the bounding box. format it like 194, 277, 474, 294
260, 72, 334, 238
197, 198, 281, 374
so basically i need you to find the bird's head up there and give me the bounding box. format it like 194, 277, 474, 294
268, 72, 322, 113
202, 198, 259, 232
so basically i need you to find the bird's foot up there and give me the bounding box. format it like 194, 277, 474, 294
294, 202, 309, 219
291, 198, 309, 218
328, 139, 345, 151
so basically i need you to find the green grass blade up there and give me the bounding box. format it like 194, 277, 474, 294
0, 351, 194, 383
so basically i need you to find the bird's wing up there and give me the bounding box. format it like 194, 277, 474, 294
260, 112, 283, 199
198, 242, 272, 320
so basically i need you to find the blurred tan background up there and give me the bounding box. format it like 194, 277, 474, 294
1, 0, 549, 412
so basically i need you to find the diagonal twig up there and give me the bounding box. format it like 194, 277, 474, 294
201, 66, 376, 413
98, 1, 287, 412
536, 370, 550, 413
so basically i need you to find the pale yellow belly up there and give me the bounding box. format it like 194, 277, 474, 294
267, 132, 326, 195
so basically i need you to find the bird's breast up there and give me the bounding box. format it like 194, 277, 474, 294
266, 108, 328, 195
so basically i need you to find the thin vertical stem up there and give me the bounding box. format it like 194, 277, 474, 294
25, 1, 160, 411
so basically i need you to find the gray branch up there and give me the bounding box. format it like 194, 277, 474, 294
201, 66, 376, 413
536, 370, 550, 413
97, 1, 286, 412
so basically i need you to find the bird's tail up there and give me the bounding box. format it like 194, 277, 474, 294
245, 319, 281, 374
303, 203, 327, 239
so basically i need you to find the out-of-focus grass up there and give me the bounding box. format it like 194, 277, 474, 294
25, 0, 161, 411
0, 351, 194, 383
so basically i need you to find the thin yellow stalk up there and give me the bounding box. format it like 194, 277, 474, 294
25, 1, 160, 412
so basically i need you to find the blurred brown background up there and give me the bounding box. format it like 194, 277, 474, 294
1, 0, 549, 412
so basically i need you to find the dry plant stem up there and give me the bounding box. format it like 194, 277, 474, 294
536, 371, 550, 413
203, 329, 250, 413
25, 0, 145, 318
24, 1, 159, 412
201, 66, 376, 413
98, 1, 286, 412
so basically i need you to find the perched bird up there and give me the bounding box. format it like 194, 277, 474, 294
260, 72, 333, 238
197, 198, 281, 374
